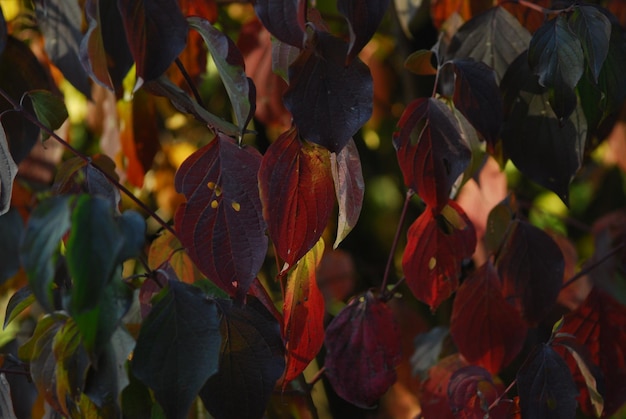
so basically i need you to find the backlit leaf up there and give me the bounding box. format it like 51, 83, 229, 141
447, 365, 500, 418
324, 291, 401, 408
189, 17, 255, 135
421, 354, 468, 419
517, 344, 577, 419
254, 0, 306, 47
331, 138, 364, 249
568, 5, 611, 82
450, 261, 527, 374
25, 90, 68, 141
284, 31, 373, 153
258, 127, 334, 271
132, 280, 220, 419
283, 237, 325, 384
175, 135, 267, 299
199, 297, 285, 419
4, 286, 34, 329
20, 196, 72, 312
33, 0, 91, 96
148, 230, 203, 284
528, 15, 583, 120
402, 201, 476, 309
404, 50, 438, 76
337, 0, 391, 64
393, 97, 470, 211
118, 0, 188, 86
496, 219, 563, 324
501, 52, 587, 203
446, 7, 531, 82
0, 125, 16, 216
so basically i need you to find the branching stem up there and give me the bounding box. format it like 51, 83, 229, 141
380, 190, 414, 294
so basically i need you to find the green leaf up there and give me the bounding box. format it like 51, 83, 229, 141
568, 5, 611, 83
4, 286, 35, 329
26, 90, 68, 140
0, 208, 23, 282
20, 196, 72, 312
0, 124, 17, 216
132, 280, 221, 419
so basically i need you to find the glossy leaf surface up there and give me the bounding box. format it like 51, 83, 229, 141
337, 0, 390, 63
283, 238, 325, 383
324, 291, 401, 407
394, 97, 470, 210
402, 201, 476, 309
132, 280, 220, 419
258, 128, 334, 271
254, 0, 305, 47
450, 261, 527, 374
200, 297, 285, 419
175, 135, 267, 299
284, 31, 373, 153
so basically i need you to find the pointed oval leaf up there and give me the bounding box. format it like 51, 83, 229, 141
517, 344, 577, 419
4, 286, 34, 329
448, 365, 499, 418
283, 237, 325, 384
188, 17, 255, 134
404, 49, 438, 76
569, 5, 611, 82
402, 201, 476, 309
118, 0, 188, 85
450, 261, 527, 374
331, 138, 364, 248
324, 291, 401, 408
284, 31, 373, 153
337, 0, 391, 64
175, 135, 267, 299
20, 196, 72, 312
393, 97, 471, 210
496, 219, 564, 324
446, 7, 531, 82
25, 90, 68, 141
199, 297, 285, 419
0, 126, 16, 216
132, 280, 221, 419
254, 0, 305, 47
258, 127, 334, 271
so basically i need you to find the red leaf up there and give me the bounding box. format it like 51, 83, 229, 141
450, 261, 527, 374
496, 219, 564, 324
258, 127, 334, 271
324, 291, 401, 408
402, 201, 476, 310
447, 365, 500, 418
331, 138, 364, 248
174, 135, 267, 300
253, 0, 306, 47
559, 287, 626, 416
337, 0, 391, 64
421, 354, 468, 419
282, 238, 325, 384
393, 97, 471, 211
284, 31, 373, 153
118, 0, 188, 85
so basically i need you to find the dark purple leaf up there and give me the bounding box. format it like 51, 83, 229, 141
254, 0, 305, 47
324, 291, 401, 408
517, 344, 578, 419
117, 0, 188, 85
175, 135, 267, 300
568, 5, 611, 83
337, 0, 390, 64
200, 297, 285, 419
284, 31, 373, 153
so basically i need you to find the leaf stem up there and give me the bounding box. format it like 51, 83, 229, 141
380, 190, 414, 294
561, 241, 626, 290
488, 378, 517, 411
501, 0, 570, 14
307, 366, 326, 388
0, 368, 30, 377
0, 87, 179, 239
175, 58, 206, 109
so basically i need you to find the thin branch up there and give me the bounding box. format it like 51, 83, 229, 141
175, 58, 206, 108
500, 0, 571, 14
0, 368, 30, 377
561, 242, 626, 290
382, 277, 406, 302
380, 190, 414, 294
488, 378, 517, 411
0, 87, 179, 239
306, 366, 326, 388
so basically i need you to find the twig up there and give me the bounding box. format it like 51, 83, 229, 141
488, 378, 517, 411
175, 58, 206, 109
307, 366, 326, 388
561, 242, 626, 290
0, 368, 30, 377
500, 0, 569, 14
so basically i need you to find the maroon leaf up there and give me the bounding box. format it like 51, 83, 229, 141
450, 261, 527, 374
282, 238, 325, 384
558, 287, 626, 416
517, 344, 577, 418
448, 365, 500, 418
284, 31, 373, 153
118, 0, 188, 85
495, 219, 564, 324
253, 0, 306, 48
402, 201, 476, 310
393, 97, 471, 210
337, 0, 390, 64
331, 138, 364, 248
174, 135, 267, 300
324, 291, 401, 408
258, 127, 334, 272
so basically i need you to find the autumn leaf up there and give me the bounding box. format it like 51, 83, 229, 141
253, 0, 306, 47
337, 0, 391, 64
